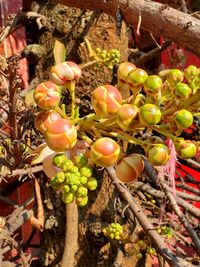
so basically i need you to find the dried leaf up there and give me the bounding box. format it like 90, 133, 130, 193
53, 39, 66, 64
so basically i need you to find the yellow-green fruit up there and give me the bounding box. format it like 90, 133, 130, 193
174, 109, 193, 129
127, 68, 148, 87
139, 104, 161, 126
76, 196, 88, 207
53, 153, 67, 168
62, 192, 74, 204
116, 104, 138, 131
168, 69, 183, 83
79, 166, 93, 178
147, 144, 170, 166
76, 186, 88, 197
175, 140, 197, 159
175, 83, 191, 98
87, 177, 98, 190
80, 176, 88, 185
90, 137, 120, 167
184, 65, 199, 82
143, 75, 162, 95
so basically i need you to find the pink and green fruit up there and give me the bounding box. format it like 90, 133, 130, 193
50, 61, 81, 85
91, 85, 122, 116
45, 118, 77, 152
116, 154, 144, 183
90, 137, 120, 167
35, 110, 61, 134
34, 81, 61, 110
117, 62, 137, 83
116, 104, 138, 131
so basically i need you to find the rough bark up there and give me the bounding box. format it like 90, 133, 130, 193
55, 0, 200, 56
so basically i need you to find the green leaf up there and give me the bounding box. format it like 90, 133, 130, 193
53, 39, 66, 64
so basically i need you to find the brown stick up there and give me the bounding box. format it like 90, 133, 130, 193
55, 0, 200, 56
106, 166, 194, 267
160, 178, 200, 256
61, 202, 78, 267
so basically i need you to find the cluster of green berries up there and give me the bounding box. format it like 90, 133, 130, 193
157, 225, 173, 238
50, 154, 98, 207
95, 47, 121, 70
103, 223, 123, 240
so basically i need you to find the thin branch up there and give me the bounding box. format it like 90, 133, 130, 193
0, 165, 43, 178
160, 177, 200, 255
106, 166, 194, 267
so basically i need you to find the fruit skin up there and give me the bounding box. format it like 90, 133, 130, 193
139, 104, 162, 126
175, 83, 191, 98
127, 68, 148, 87
116, 154, 144, 183
34, 81, 61, 110
50, 61, 81, 85
90, 137, 120, 167
184, 65, 199, 82
174, 109, 193, 129
45, 118, 77, 152
35, 110, 61, 134
117, 62, 137, 82
116, 104, 139, 131
147, 144, 170, 166
143, 75, 162, 96
91, 85, 122, 117
175, 139, 197, 159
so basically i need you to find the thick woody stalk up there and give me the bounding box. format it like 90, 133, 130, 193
55, 0, 200, 56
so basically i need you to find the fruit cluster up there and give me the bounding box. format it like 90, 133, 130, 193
157, 225, 173, 238
103, 222, 124, 240
50, 154, 98, 207
94, 47, 121, 70
33, 57, 199, 187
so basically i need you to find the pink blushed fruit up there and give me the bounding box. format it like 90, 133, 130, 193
35, 110, 61, 134
50, 61, 81, 85
91, 85, 122, 117
34, 81, 61, 110
116, 154, 144, 183
45, 119, 77, 152
116, 104, 138, 131
90, 137, 120, 167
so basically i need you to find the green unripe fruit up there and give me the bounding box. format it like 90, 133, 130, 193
127, 68, 148, 86
62, 192, 74, 204
50, 178, 61, 190
147, 144, 170, 166
63, 185, 70, 194
143, 75, 162, 95
175, 140, 197, 159
174, 109, 193, 129
79, 166, 93, 178
62, 160, 74, 172
80, 176, 88, 185
68, 174, 81, 186
175, 83, 191, 98
139, 104, 161, 126
53, 153, 67, 167
87, 177, 98, 190
117, 62, 137, 82
55, 171, 65, 184
76, 186, 88, 197
76, 196, 88, 207
70, 166, 79, 174
71, 185, 78, 192
184, 65, 199, 82
136, 253, 143, 259
74, 154, 88, 168
168, 69, 183, 83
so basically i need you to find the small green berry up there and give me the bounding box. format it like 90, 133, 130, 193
74, 154, 88, 168
55, 171, 65, 184
76, 186, 88, 197
62, 160, 74, 172
53, 153, 67, 167
80, 176, 88, 185
79, 166, 93, 178
63, 185, 70, 194
62, 192, 74, 204
76, 196, 88, 207
86, 177, 98, 191
71, 185, 78, 192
